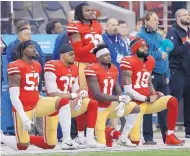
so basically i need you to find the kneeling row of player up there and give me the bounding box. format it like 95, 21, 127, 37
1, 38, 184, 151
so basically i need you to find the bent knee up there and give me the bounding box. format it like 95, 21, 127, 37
131, 105, 140, 114
17, 143, 29, 150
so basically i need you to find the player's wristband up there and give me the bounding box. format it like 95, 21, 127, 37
146, 96, 150, 102
71, 93, 78, 99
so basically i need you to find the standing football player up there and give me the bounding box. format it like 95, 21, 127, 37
67, 3, 103, 144
120, 37, 184, 146
1, 41, 77, 150
44, 44, 105, 148
84, 44, 140, 147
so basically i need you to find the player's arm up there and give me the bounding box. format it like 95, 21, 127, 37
148, 75, 156, 95
69, 33, 100, 57
8, 73, 30, 123
113, 78, 122, 96
44, 71, 77, 100
122, 70, 148, 101
86, 76, 120, 102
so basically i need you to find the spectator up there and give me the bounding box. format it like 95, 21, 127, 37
118, 20, 131, 55
129, 17, 143, 41
46, 20, 63, 34
166, 8, 190, 139
137, 11, 169, 145
52, 11, 74, 60
6, 20, 45, 66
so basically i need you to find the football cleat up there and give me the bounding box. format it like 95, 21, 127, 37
165, 133, 185, 146
74, 136, 86, 145
61, 139, 85, 150
105, 126, 114, 147
118, 138, 137, 147
86, 137, 106, 148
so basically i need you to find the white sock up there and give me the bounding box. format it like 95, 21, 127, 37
119, 113, 139, 142
1, 134, 18, 150
86, 128, 94, 139
167, 130, 174, 135
58, 104, 71, 141
78, 131, 85, 138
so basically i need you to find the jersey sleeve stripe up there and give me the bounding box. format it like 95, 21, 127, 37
84, 70, 95, 73
120, 61, 130, 65
45, 64, 54, 67
120, 64, 131, 68
67, 26, 78, 30
7, 67, 19, 72
44, 67, 55, 71
85, 73, 96, 76
8, 70, 20, 75
67, 30, 79, 33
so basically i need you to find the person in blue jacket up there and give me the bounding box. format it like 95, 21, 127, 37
6, 20, 45, 66
137, 11, 169, 145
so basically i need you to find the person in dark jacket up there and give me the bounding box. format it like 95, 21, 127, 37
166, 8, 190, 138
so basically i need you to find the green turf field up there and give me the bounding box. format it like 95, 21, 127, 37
14, 149, 190, 156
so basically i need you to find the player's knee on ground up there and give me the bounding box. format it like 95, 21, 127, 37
130, 105, 140, 114
17, 143, 29, 150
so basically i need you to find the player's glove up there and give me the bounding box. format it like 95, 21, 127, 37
115, 102, 125, 117
23, 120, 34, 132
119, 95, 131, 104
73, 97, 83, 111
76, 89, 88, 98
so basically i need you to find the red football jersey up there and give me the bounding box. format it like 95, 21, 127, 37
120, 56, 155, 104
7, 59, 41, 112
44, 60, 78, 94
67, 20, 102, 63
84, 63, 119, 108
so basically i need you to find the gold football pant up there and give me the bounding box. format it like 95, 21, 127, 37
95, 101, 136, 144
129, 96, 172, 142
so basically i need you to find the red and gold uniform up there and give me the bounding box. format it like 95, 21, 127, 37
7, 60, 60, 145
67, 20, 102, 90
120, 55, 174, 143
44, 60, 91, 117
84, 63, 137, 144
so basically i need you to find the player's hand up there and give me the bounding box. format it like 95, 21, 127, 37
119, 95, 131, 104
161, 52, 168, 60
155, 91, 164, 98
91, 35, 103, 47
73, 97, 83, 111
23, 120, 34, 132
115, 102, 125, 117
76, 89, 88, 98
148, 95, 158, 103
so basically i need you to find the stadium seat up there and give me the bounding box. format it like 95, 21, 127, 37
13, 1, 44, 34
41, 1, 68, 26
